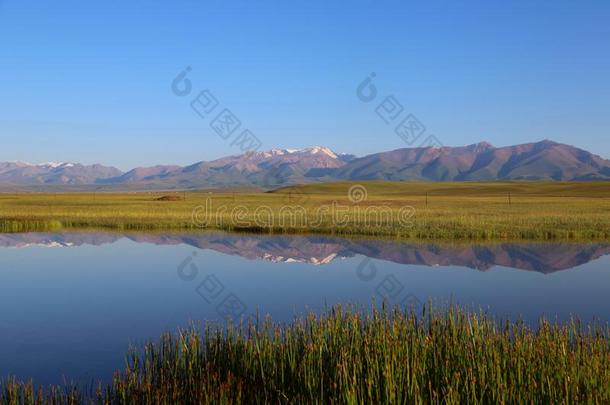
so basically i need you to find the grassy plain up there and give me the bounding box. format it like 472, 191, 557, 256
0, 181, 609, 240
2, 304, 610, 404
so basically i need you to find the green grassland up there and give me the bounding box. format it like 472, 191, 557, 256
1, 181, 609, 240
2, 304, 610, 404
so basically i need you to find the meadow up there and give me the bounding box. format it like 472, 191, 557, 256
0, 181, 608, 239
1, 181, 609, 240
2, 304, 610, 404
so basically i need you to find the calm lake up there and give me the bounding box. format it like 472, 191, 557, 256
1, 231, 610, 385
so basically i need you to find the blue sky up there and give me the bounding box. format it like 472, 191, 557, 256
1, 0, 609, 170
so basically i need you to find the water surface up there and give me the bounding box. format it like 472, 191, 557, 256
1, 231, 610, 384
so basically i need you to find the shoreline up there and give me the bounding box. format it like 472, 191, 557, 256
1, 219, 609, 241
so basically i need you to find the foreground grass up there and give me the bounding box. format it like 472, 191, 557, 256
1, 181, 610, 240
2, 305, 610, 404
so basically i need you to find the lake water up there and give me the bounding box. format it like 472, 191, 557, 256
1, 231, 610, 385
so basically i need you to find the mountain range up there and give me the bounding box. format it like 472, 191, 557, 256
2, 140, 609, 190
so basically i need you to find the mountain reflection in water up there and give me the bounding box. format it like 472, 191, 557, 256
1, 232, 608, 274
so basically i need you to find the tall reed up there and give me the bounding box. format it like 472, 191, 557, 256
2, 304, 609, 404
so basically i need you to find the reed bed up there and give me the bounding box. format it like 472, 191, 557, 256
2, 305, 610, 404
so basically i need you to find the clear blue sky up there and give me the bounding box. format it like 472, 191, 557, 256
1, 0, 609, 170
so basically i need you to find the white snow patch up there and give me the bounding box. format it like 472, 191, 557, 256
261, 146, 339, 159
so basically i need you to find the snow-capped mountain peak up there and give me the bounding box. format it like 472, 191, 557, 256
38, 162, 75, 169
301, 146, 338, 158
264, 146, 338, 158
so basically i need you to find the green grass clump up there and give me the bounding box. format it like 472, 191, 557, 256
2, 305, 610, 404
0, 220, 62, 233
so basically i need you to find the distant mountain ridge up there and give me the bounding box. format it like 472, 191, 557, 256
2, 140, 609, 189
0, 161, 121, 186
332, 140, 610, 182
